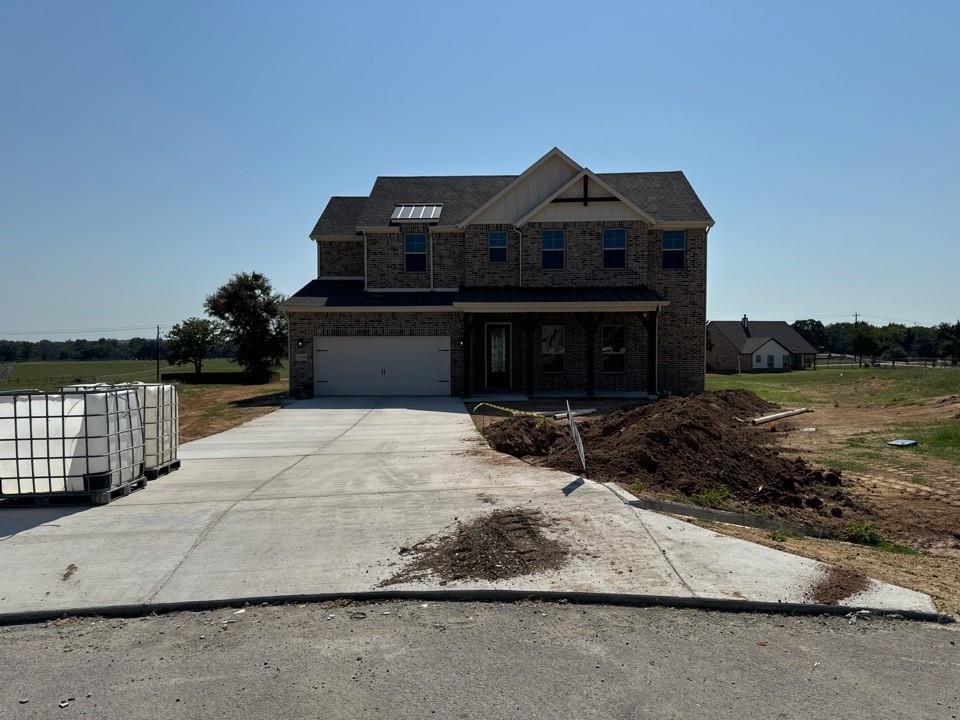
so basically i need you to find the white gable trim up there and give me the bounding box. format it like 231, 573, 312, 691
749, 338, 791, 356
457, 147, 582, 228
515, 170, 657, 226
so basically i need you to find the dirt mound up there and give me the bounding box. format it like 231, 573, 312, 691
484, 416, 560, 457
380, 509, 568, 586
486, 391, 853, 520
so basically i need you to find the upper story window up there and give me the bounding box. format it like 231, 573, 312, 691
601, 325, 626, 373
541, 325, 565, 374
602, 228, 626, 269
542, 230, 565, 270
404, 233, 427, 272
488, 231, 507, 263
662, 230, 686, 270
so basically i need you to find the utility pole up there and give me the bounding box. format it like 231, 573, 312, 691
853, 313, 861, 368
156, 325, 161, 382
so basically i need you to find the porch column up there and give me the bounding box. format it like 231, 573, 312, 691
521, 313, 540, 398
463, 313, 473, 397
640, 310, 658, 396
577, 312, 601, 398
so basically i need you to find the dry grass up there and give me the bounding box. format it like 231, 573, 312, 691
178, 382, 288, 443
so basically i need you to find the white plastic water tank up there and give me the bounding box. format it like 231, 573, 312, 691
116, 382, 179, 471
0, 388, 145, 496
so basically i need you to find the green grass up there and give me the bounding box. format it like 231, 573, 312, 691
690, 485, 730, 508
0, 358, 289, 391
842, 521, 919, 555
885, 422, 960, 466
707, 367, 960, 407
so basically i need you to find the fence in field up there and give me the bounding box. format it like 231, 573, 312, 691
815, 353, 958, 369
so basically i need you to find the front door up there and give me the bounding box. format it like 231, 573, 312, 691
485, 323, 511, 390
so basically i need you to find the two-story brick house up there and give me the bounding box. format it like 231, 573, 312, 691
284, 148, 713, 398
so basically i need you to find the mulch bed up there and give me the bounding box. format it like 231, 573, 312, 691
380, 508, 569, 586
484, 390, 855, 526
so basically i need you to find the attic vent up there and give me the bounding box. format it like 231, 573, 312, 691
391, 204, 443, 222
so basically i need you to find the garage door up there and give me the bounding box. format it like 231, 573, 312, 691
314, 336, 451, 396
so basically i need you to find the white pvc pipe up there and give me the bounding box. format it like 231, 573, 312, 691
751, 408, 812, 425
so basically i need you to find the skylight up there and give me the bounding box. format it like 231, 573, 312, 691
391, 204, 443, 222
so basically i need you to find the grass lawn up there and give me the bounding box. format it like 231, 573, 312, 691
707, 366, 960, 407
177, 382, 289, 443
1, 359, 288, 391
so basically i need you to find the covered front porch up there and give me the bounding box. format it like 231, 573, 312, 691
454, 287, 667, 398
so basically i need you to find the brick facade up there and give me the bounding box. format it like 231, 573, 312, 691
705, 327, 744, 372
317, 240, 363, 277
293, 221, 707, 397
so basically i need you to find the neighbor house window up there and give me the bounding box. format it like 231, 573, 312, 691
488, 231, 507, 263
404, 233, 427, 272
755, 354, 762, 364
783, 354, 790, 368
602, 228, 626, 269
542, 230, 565, 270
541, 325, 565, 374
601, 325, 626, 373
662, 230, 685, 269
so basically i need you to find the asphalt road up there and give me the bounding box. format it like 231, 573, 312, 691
1, 601, 956, 719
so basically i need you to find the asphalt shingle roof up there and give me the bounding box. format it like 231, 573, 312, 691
309, 168, 712, 237
710, 321, 817, 355
310, 197, 367, 238
286, 281, 664, 308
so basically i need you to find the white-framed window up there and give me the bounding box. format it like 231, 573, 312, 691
488, 231, 507, 263
541, 325, 565, 374
601, 325, 626, 373
662, 230, 685, 269
542, 230, 564, 270
404, 233, 427, 272
602, 228, 626, 269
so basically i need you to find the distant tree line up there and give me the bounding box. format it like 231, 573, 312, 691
0, 336, 235, 364
792, 319, 960, 363
0, 272, 289, 386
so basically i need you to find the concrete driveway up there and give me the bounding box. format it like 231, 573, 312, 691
0, 397, 935, 615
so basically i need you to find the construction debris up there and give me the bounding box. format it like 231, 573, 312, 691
751, 408, 812, 425
887, 439, 919, 447
485, 391, 854, 521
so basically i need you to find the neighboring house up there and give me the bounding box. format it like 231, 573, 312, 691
706, 317, 817, 372
283, 147, 714, 398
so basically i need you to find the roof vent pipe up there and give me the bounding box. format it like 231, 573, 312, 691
741, 314, 750, 336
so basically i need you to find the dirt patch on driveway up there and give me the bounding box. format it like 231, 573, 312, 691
808, 566, 870, 605
381, 509, 568, 586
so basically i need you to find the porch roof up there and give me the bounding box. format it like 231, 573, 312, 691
454, 286, 667, 313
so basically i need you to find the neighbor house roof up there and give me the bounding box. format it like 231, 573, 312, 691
310, 163, 713, 237
709, 321, 817, 355
310, 197, 368, 238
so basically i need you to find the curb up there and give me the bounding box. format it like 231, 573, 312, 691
602, 483, 832, 538
0, 589, 952, 627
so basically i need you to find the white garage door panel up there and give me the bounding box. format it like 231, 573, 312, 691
314, 336, 451, 396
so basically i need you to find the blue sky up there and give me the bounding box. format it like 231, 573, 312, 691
2, 0, 958, 339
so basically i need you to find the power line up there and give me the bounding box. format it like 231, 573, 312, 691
0, 324, 178, 337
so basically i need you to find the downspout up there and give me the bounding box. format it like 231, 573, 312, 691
516, 226, 523, 287
429, 231, 434, 290
362, 231, 368, 290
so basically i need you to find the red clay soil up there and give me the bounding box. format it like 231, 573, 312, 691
484, 390, 855, 524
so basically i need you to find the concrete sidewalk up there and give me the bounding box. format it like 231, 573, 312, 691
0, 397, 935, 615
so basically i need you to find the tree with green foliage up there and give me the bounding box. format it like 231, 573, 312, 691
204, 272, 287, 382
936, 321, 960, 365
166, 317, 221, 374
791, 319, 827, 351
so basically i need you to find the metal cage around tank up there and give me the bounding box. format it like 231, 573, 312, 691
0, 387, 146, 500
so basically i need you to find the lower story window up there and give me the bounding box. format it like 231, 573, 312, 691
541, 325, 565, 373
601, 325, 626, 373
